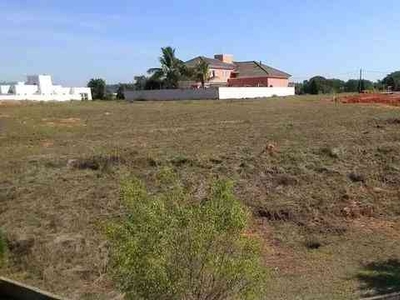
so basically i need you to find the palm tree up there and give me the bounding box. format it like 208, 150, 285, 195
194, 59, 211, 88
147, 47, 186, 89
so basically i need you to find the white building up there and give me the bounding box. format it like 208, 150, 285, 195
0, 75, 92, 101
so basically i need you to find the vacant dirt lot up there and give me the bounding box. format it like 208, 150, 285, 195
1, 97, 400, 299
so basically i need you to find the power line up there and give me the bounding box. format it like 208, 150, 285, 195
290, 69, 394, 82
290, 70, 360, 79
364, 70, 392, 74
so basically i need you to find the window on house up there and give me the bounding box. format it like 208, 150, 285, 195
212, 70, 216, 78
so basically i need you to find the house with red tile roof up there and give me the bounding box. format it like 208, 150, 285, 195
182, 54, 291, 88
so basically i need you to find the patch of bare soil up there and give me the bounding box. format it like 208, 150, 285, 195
0, 101, 24, 107
351, 218, 400, 239
41, 140, 54, 148
42, 118, 83, 127
253, 219, 309, 275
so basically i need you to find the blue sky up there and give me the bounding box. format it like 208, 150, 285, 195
1, 0, 398, 85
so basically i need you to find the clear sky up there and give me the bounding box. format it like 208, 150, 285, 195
1, 0, 398, 85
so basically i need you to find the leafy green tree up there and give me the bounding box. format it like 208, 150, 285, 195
87, 78, 106, 100
365, 80, 374, 91
383, 71, 400, 91
327, 79, 345, 93
300, 80, 311, 94
116, 84, 125, 100
308, 76, 326, 94
305, 76, 346, 94
294, 83, 302, 95
345, 79, 360, 92
133, 76, 164, 90
344, 79, 373, 92
385, 77, 397, 91
358, 79, 365, 92
107, 169, 267, 300
298, 77, 377, 95
134, 76, 148, 90
194, 59, 211, 88
147, 46, 188, 89
145, 78, 164, 90
374, 80, 385, 91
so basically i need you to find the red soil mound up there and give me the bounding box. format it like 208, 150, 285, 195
339, 93, 400, 106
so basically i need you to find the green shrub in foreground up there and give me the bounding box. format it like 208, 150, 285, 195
107, 170, 267, 300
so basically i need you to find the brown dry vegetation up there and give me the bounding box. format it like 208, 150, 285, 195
1, 97, 400, 299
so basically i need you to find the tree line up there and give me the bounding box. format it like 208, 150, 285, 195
295, 71, 400, 95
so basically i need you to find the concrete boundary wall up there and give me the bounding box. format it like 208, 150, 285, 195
124, 89, 219, 101
0, 95, 86, 101
218, 87, 295, 99
124, 87, 295, 101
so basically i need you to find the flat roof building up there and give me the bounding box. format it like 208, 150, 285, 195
0, 75, 92, 101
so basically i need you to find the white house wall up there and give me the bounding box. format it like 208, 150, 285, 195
70, 87, 92, 100
0, 94, 87, 101
52, 86, 71, 95
0, 85, 10, 94
124, 87, 295, 101
218, 87, 295, 99
14, 84, 39, 95
0, 89, 92, 101
37, 75, 53, 94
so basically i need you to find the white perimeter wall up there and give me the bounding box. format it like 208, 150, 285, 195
0, 87, 92, 101
70, 87, 93, 100
125, 89, 219, 101
0, 94, 89, 101
124, 87, 295, 101
218, 87, 295, 99
14, 84, 39, 95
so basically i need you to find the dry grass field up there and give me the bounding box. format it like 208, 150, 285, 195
1, 96, 400, 299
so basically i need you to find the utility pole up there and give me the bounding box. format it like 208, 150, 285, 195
358, 68, 363, 93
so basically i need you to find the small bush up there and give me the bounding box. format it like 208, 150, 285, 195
107, 170, 267, 300
320, 146, 341, 159
304, 236, 322, 250
348, 172, 366, 183
68, 154, 125, 171
170, 154, 191, 167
